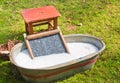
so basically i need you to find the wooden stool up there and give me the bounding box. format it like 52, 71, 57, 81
21, 6, 61, 35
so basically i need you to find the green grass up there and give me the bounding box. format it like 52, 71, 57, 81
0, 0, 120, 83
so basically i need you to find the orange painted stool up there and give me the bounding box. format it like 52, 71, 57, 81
21, 6, 61, 35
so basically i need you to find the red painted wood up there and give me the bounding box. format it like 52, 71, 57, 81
21, 6, 61, 23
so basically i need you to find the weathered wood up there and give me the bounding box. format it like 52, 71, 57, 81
27, 23, 33, 35
21, 6, 61, 35
53, 18, 58, 29
48, 20, 53, 30
23, 29, 69, 58
23, 33, 34, 59
25, 22, 29, 34
26, 29, 60, 40
33, 22, 49, 27
58, 28, 70, 54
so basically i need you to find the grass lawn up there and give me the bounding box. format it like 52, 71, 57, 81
0, 0, 120, 83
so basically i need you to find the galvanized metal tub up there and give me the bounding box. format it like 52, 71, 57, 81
9, 34, 105, 83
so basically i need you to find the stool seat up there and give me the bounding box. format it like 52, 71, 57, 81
21, 6, 61, 35
21, 6, 61, 23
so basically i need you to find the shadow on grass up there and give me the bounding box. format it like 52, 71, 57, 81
0, 58, 27, 83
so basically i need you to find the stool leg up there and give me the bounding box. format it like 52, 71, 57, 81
53, 18, 58, 29
27, 23, 33, 35
48, 20, 53, 30
25, 22, 29, 34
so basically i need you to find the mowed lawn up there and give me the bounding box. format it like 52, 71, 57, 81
0, 0, 120, 83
